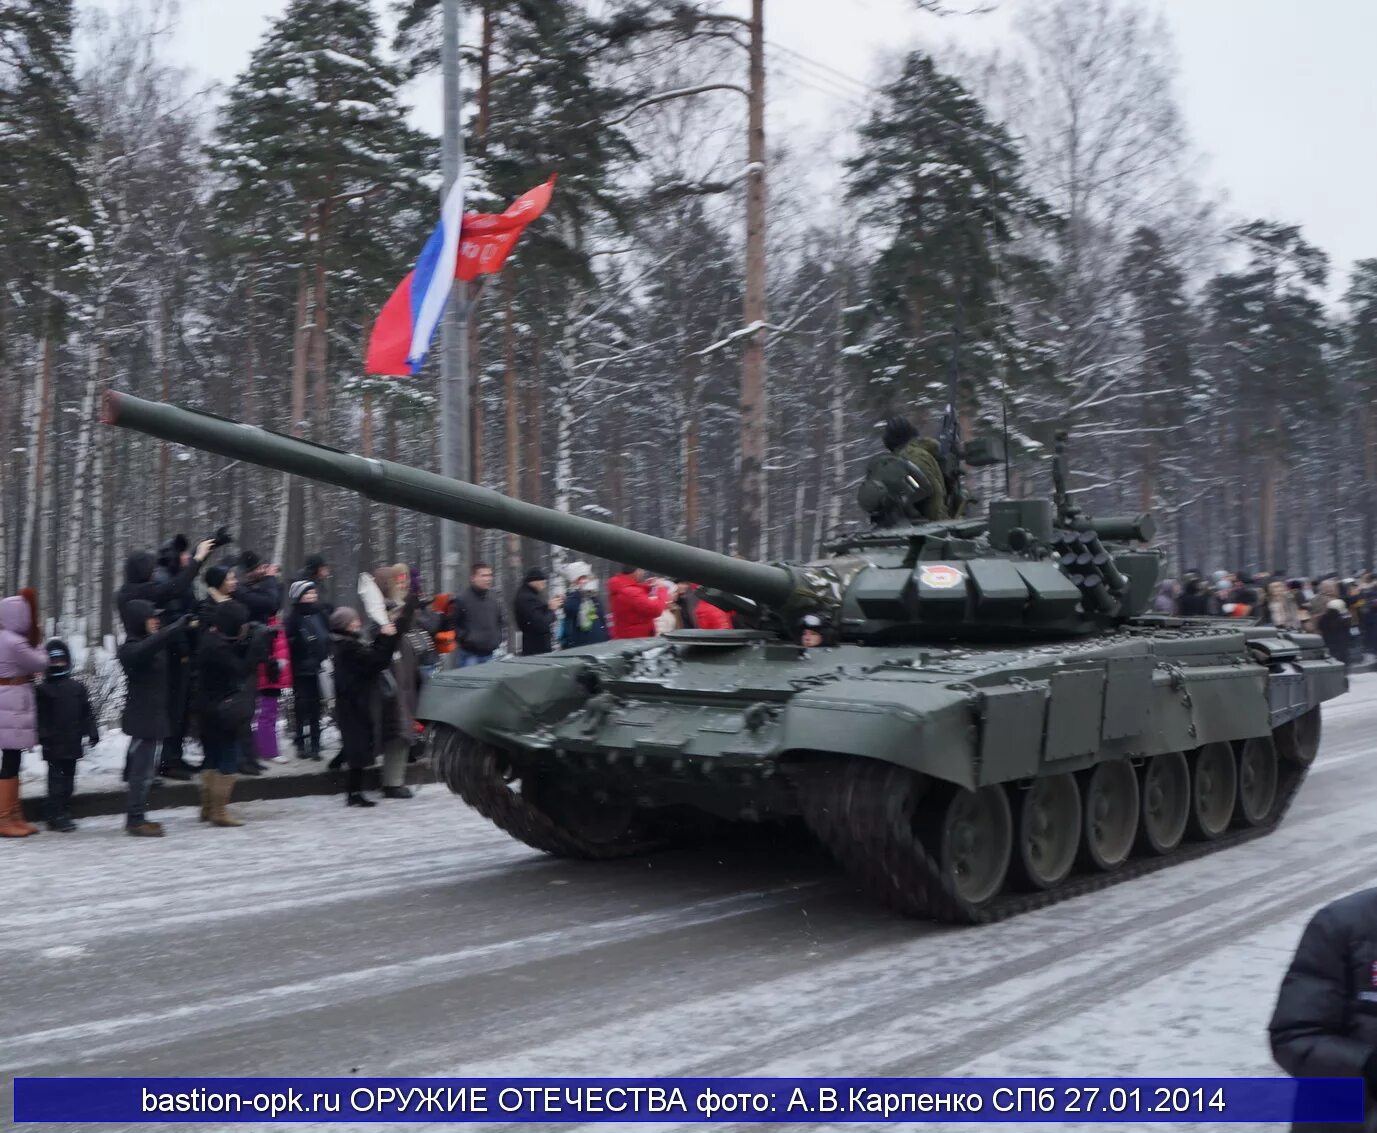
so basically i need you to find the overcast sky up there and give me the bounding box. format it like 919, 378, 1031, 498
112, 0, 1377, 295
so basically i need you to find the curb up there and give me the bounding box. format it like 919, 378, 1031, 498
21, 761, 437, 822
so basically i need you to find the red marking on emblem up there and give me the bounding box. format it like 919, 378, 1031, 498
920, 564, 966, 590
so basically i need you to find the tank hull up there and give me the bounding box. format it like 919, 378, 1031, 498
418, 624, 1345, 923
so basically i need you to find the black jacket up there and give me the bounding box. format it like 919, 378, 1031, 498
1271, 889, 1377, 1132
330, 629, 400, 769
115, 550, 202, 619
36, 646, 98, 761
117, 600, 188, 739
240, 576, 284, 624
514, 585, 556, 656
450, 585, 506, 655
285, 603, 332, 677
196, 625, 271, 741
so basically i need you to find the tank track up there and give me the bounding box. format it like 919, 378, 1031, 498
431, 725, 667, 860
790, 723, 1315, 925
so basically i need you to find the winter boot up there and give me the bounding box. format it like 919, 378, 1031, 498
210, 773, 244, 828
327, 753, 345, 771
347, 792, 377, 808
0, 779, 38, 837
382, 785, 414, 800
126, 817, 164, 837
199, 770, 215, 823
158, 757, 194, 782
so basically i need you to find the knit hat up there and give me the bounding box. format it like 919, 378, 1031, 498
239, 550, 262, 572
562, 561, 591, 584
304, 554, 327, 576
205, 565, 230, 592
289, 579, 316, 604
524, 567, 548, 584
329, 607, 359, 633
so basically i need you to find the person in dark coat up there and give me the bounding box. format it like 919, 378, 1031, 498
1176, 577, 1212, 618
114, 537, 213, 617
296, 554, 334, 620
558, 563, 609, 648
116, 599, 189, 837
449, 563, 506, 666
1270, 888, 1377, 1132
35, 639, 98, 833
328, 606, 400, 807
196, 603, 272, 827
514, 568, 557, 656
285, 579, 331, 760
237, 551, 284, 625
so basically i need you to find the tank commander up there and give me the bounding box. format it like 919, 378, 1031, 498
796, 611, 834, 650
882, 416, 950, 522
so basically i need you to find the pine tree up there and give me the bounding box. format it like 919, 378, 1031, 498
844, 52, 1054, 422
1119, 226, 1194, 517
0, 0, 91, 591
206, 0, 432, 570
1343, 259, 1377, 566
1204, 221, 1331, 570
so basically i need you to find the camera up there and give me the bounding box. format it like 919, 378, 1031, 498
208, 526, 234, 550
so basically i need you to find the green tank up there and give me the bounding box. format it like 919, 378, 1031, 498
103, 391, 1347, 923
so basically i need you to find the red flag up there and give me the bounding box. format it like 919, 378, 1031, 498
365, 175, 557, 376
455, 175, 556, 281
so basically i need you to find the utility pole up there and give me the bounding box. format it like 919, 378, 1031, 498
738, 0, 767, 560
440, 0, 471, 593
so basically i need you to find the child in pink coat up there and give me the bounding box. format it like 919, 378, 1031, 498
253, 616, 292, 762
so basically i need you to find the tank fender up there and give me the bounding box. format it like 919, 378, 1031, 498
779, 679, 979, 790
416, 645, 645, 743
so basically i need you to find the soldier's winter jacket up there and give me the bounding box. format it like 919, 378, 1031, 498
0, 592, 46, 750
1270, 888, 1377, 1132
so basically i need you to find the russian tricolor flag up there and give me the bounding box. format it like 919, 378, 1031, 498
366, 176, 556, 377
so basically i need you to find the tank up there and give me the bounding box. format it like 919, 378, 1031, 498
102, 391, 1347, 924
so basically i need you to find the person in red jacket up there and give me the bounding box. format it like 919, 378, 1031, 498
674, 581, 732, 630
608, 567, 670, 639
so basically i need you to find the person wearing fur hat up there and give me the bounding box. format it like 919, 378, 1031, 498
0, 589, 47, 837
514, 568, 559, 656
328, 606, 401, 807
35, 640, 98, 832
285, 579, 330, 759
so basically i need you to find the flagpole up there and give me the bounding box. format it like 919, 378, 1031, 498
439, 0, 471, 594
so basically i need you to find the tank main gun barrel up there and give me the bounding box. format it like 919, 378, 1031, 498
101, 392, 799, 609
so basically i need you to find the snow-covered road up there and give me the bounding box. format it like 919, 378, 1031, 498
6, 676, 1377, 1132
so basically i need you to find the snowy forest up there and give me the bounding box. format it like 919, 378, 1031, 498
4, 0, 1376, 643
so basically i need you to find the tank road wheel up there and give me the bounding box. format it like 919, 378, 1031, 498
1079, 759, 1139, 872
1136, 752, 1190, 856
1012, 774, 1081, 890
430, 724, 663, 860
1234, 736, 1280, 827
1275, 707, 1322, 768
937, 785, 1014, 907
1186, 742, 1237, 841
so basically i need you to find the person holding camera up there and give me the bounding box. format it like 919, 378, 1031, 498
238, 552, 283, 625
117, 599, 191, 837
196, 604, 273, 827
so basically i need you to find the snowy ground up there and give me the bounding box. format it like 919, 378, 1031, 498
16, 719, 343, 798
5, 677, 1377, 1132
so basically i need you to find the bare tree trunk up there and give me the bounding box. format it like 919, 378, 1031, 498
64, 302, 107, 631
521, 336, 543, 569
22, 337, 55, 588
384, 404, 398, 564
737, 0, 768, 560
503, 278, 520, 581
284, 226, 313, 575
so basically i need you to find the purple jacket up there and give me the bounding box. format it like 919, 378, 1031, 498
0, 595, 47, 751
